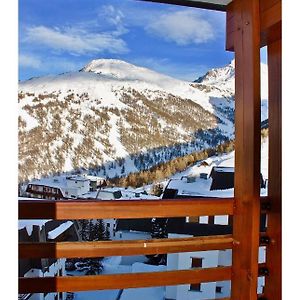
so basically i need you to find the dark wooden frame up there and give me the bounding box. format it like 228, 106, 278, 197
140, 0, 228, 11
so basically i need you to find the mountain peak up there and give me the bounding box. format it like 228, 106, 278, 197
81, 59, 146, 80
79, 58, 181, 86
82, 58, 132, 71
194, 61, 235, 85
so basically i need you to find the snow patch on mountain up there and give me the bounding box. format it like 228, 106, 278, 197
18, 58, 268, 182
195, 59, 268, 100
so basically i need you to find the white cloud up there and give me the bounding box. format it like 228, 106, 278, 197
23, 25, 128, 55
146, 10, 215, 45
19, 54, 41, 69
19, 53, 86, 75
100, 5, 127, 35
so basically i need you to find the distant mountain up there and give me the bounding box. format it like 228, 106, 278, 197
194, 59, 268, 99
18, 59, 267, 182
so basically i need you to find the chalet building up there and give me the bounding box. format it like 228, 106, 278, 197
198, 157, 213, 167
163, 167, 267, 199
95, 189, 122, 200
19, 220, 80, 300
165, 234, 266, 300
210, 166, 266, 190
25, 175, 103, 199
82, 174, 107, 191
209, 167, 235, 191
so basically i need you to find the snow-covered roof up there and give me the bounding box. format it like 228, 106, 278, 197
166, 177, 235, 198
164, 138, 268, 198
47, 221, 73, 240
94, 187, 160, 200
212, 166, 235, 173
18, 220, 49, 236
66, 175, 89, 182
83, 174, 106, 181
29, 176, 67, 189
29, 174, 89, 188
202, 157, 213, 165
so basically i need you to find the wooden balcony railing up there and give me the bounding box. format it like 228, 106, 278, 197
19, 197, 236, 295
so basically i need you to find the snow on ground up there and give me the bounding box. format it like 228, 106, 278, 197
72, 255, 165, 300
74, 290, 120, 300
261, 137, 269, 180
19, 107, 39, 131
107, 112, 129, 158
113, 231, 151, 265
18, 219, 49, 236
163, 137, 268, 198
120, 263, 166, 300
19, 59, 217, 120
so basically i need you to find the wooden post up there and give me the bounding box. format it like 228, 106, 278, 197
231, 0, 261, 299
264, 38, 282, 299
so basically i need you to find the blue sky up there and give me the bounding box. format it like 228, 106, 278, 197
19, 0, 237, 81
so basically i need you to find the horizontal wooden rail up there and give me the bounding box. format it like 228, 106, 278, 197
19, 266, 231, 293
19, 235, 233, 259
19, 198, 234, 220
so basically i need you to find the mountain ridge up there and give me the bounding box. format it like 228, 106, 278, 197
18, 59, 267, 182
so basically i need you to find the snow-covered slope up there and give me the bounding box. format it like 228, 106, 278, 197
18, 59, 267, 182
195, 59, 268, 100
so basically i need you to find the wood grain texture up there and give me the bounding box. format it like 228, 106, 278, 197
231, 0, 261, 299
19, 235, 233, 259
226, 0, 281, 50
264, 38, 282, 300
19, 198, 234, 220
19, 267, 232, 293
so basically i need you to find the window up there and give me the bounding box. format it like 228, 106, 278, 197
190, 257, 203, 291
191, 257, 203, 268
208, 216, 215, 225
188, 216, 199, 223
216, 286, 223, 293
190, 283, 201, 292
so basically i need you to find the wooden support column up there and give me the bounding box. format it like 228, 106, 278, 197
231, 0, 261, 299
264, 39, 282, 299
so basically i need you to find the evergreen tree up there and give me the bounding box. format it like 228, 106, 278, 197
121, 165, 125, 174
104, 226, 110, 241
146, 218, 168, 265
79, 219, 90, 241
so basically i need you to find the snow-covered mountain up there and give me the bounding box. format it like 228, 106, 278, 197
18, 59, 267, 182
195, 59, 268, 99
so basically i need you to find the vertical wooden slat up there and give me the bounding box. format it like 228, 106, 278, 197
231, 0, 261, 299
264, 39, 282, 299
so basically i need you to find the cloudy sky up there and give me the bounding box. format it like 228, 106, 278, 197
19, 0, 236, 81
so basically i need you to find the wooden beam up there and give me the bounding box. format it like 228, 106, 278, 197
231, 0, 261, 299
19, 235, 233, 259
260, 0, 281, 47
19, 266, 231, 293
226, 0, 281, 51
139, 0, 227, 12
264, 38, 282, 299
19, 198, 234, 220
